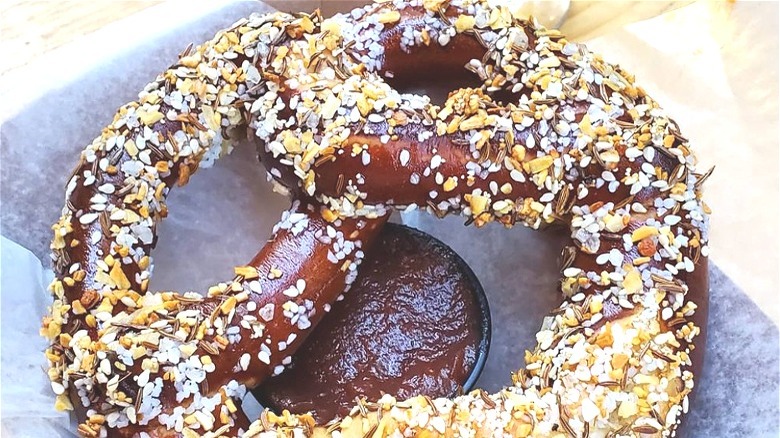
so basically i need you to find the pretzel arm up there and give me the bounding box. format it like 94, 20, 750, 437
245, 3, 711, 435
41, 10, 390, 437
247, 131, 710, 438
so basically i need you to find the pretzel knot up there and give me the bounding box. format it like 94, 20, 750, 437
42, 1, 711, 437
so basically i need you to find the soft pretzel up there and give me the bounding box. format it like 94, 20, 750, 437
42, 1, 711, 437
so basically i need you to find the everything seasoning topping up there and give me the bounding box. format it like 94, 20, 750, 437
43, 0, 710, 437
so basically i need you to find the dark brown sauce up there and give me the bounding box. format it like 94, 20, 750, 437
253, 223, 489, 422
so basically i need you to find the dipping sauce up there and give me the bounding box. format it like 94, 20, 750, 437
253, 223, 490, 422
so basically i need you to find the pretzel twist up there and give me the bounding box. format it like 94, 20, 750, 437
43, 1, 710, 437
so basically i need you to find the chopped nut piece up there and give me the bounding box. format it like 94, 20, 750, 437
623, 268, 642, 294
631, 225, 659, 242
377, 10, 401, 24
79, 290, 100, 309
468, 194, 489, 217
220, 296, 238, 315
525, 156, 554, 174
442, 176, 458, 192
637, 237, 657, 257
454, 15, 476, 32
234, 266, 260, 280
109, 261, 132, 290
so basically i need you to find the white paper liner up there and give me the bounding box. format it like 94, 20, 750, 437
1, 1, 777, 436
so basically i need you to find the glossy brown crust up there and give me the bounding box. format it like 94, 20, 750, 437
255, 223, 487, 422
380, 11, 485, 92
685, 258, 709, 380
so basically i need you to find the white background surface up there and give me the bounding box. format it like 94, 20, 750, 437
1, 1, 777, 436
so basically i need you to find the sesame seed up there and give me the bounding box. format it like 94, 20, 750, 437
399, 149, 410, 166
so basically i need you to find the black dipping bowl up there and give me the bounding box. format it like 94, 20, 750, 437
252, 223, 492, 422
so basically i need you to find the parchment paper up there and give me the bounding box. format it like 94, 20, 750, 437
1, 1, 777, 436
